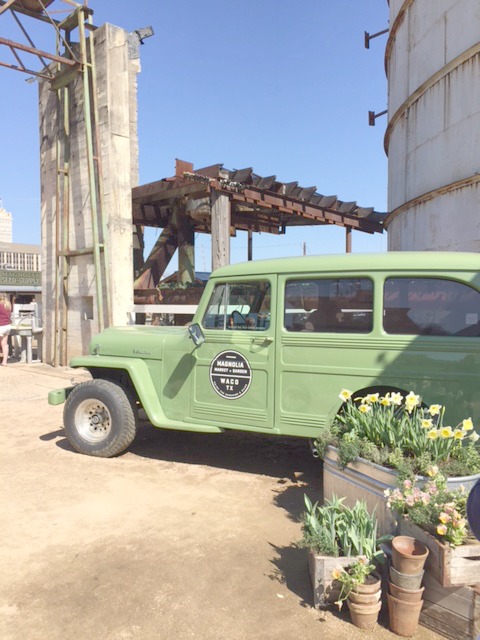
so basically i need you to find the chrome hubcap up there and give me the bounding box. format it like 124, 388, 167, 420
75, 399, 112, 443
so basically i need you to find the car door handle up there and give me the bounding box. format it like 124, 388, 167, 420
252, 336, 274, 345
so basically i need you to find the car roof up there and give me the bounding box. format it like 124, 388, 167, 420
211, 252, 480, 279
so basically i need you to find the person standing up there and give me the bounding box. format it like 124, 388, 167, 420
0, 293, 12, 366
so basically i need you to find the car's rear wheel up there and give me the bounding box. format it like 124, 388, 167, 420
63, 379, 137, 457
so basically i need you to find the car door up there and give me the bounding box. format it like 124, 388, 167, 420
191, 277, 276, 431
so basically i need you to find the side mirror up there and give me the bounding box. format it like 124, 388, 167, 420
188, 323, 205, 347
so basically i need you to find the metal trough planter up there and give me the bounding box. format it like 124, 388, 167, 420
323, 446, 480, 537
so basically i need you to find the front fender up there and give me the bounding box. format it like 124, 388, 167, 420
69, 355, 221, 433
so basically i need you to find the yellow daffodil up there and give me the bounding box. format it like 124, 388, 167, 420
390, 392, 403, 406
380, 396, 391, 406
421, 418, 433, 429
365, 393, 379, 404
437, 524, 448, 536
462, 418, 474, 431
428, 404, 442, 416
453, 429, 465, 440
405, 391, 420, 412
470, 432, 480, 443
339, 389, 352, 402
427, 429, 439, 440
440, 426, 453, 438
359, 404, 371, 414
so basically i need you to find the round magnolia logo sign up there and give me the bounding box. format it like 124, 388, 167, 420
209, 350, 252, 399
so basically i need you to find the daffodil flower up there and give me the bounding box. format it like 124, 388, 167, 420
339, 389, 352, 402
427, 429, 439, 440
390, 392, 403, 405
462, 418, 474, 431
453, 429, 465, 440
359, 404, 371, 414
421, 418, 433, 429
428, 404, 442, 416
470, 432, 480, 443
427, 465, 439, 477
380, 396, 391, 406
440, 426, 453, 438
365, 393, 379, 404
405, 391, 420, 412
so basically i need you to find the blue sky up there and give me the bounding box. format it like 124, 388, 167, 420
0, 0, 390, 268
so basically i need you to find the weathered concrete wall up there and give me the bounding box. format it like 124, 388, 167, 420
40, 24, 139, 364
385, 0, 480, 251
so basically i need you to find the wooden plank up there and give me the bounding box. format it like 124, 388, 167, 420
420, 611, 472, 640
421, 602, 471, 635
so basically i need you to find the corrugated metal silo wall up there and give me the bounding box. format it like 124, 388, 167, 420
385, 0, 480, 251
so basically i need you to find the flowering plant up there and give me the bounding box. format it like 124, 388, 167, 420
320, 389, 480, 477
331, 556, 377, 610
385, 468, 468, 547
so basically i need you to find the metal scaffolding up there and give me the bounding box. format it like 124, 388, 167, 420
0, 0, 110, 365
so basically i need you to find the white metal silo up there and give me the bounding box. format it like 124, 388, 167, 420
385, 0, 480, 251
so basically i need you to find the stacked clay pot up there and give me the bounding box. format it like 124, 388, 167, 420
387, 536, 429, 637
346, 574, 382, 630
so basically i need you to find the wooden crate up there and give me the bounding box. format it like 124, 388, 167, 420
399, 518, 480, 587
308, 552, 353, 609
420, 572, 480, 640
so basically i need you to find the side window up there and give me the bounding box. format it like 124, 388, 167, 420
285, 278, 373, 333
383, 278, 480, 337
202, 281, 271, 331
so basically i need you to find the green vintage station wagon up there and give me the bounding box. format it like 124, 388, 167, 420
49, 252, 480, 457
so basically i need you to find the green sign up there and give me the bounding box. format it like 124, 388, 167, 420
0, 270, 41, 287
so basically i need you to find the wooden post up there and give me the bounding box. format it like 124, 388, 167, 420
175, 202, 195, 284
211, 189, 230, 271
248, 229, 253, 261
346, 227, 352, 253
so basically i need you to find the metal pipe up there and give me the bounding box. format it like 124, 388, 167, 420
87, 11, 111, 325
78, 11, 104, 332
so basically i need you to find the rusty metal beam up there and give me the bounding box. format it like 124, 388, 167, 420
0, 35, 78, 66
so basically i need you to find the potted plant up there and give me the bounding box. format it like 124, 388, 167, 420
299, 494, 389, 608
385, 468, 480, 587
317, 389, 480, 535
332, 557, 382, 630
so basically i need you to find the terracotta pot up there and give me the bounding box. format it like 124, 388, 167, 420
389, 580, 424, 603
389, 565, 424, 591
353, 573, 381, 594
387, 592, 423, 637
392, 536, 429, 574
347, 599, 382, 630
348, 589, 381, 605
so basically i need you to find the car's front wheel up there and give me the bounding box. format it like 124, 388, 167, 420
63, 379, 137, 457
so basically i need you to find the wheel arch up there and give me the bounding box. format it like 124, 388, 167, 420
69, 356, 159, 422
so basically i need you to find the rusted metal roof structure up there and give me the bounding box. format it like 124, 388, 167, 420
132, 160, 385, 236
132, 160, 386, 301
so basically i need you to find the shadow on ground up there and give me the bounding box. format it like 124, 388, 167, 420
47, 419, 324, 482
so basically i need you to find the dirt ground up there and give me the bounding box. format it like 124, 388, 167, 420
0, 363, 444, 640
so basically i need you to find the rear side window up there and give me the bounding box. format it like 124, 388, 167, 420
383, 278, 480, 337
202, 281, 271, 331
284, 278, 373, 333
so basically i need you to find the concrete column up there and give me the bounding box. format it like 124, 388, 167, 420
211, 190, 230, 272
40, 24, 139, 363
